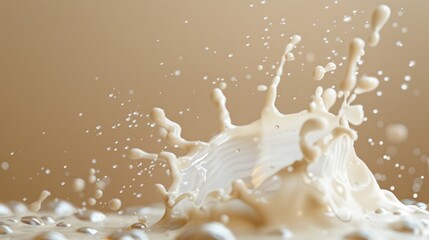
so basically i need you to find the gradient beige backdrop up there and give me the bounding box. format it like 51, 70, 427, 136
1, 0, 428, 210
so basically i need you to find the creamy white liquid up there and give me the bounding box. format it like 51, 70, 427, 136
0, 4, 427, 240
133, 4, 429, 238
313, 62, 336, 81
29, 190, 51, 213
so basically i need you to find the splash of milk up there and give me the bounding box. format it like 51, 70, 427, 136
313, 62, 336, 81
29, 190, 51, 212
129, 4, 429, 236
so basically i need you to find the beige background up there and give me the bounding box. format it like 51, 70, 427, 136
1, 0, 428, 210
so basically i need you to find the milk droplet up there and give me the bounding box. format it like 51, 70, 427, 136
313, 66, 325, 81
88, 198, 96, 206
396, 41, 403, 47
368, 5, 391, 47
404, 75, 411, 81
109, 198, 122, 211
1, 162, 9, 170
29, 190, 51, 212
94, 189, 103, 199
385, 124, 408, 143
343, 15, 352, 22
257, 85, 268, 91
313, 62, 336, 81
72, 178, 85, 192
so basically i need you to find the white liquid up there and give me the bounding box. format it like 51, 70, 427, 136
1, 4, 427, 240
72, 178, 85, 193
88, 198, 96, 206
136, 4, 428, 238
109, 198, 122, 211
368, 5, 391, 47
313, 62, 336, 81
257, 84, 268, 92
94, 189, 103, 199
29, 190, 51, 212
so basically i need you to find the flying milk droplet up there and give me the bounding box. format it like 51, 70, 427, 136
340, 38, 365, 94
313, 62, 336, 81
313, 66, 325, 81
322, 88, 337, 111
29, 190, 51, 212
368, 5, 391, 47
354, 76, 379, 94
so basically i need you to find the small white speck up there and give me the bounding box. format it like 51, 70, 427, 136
343, 15, 352, 22
404, 75, 411, 81
395, 41, 403, 47
257, 85, 268, 92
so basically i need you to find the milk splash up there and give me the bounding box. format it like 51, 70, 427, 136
128, 4, 429, 238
